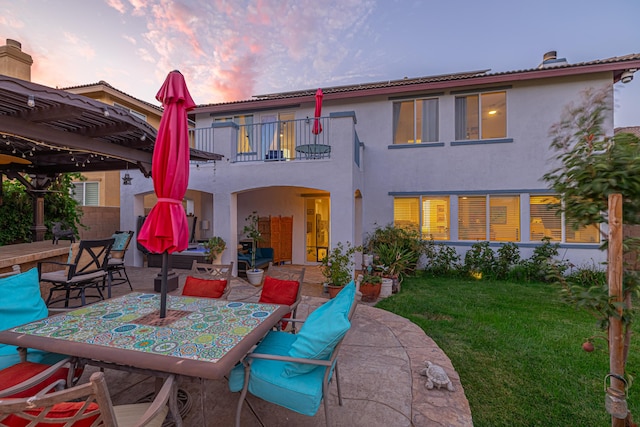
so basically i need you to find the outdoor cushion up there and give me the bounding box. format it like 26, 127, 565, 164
228, 331, 328, 416
111, 232, 130, 251
182, 276, 227, 299
0, 361, 69, 398
259, 276, 299, 328
0, 268, 66, 369
1, 401, 100, 426
282, 281, 355, 377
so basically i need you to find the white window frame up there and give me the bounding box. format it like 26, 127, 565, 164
392, 98, 439, 144
455, 91, 506, 140
71, 181, 99, 206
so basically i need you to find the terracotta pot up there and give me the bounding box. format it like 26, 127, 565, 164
360, 282, 381, 302
327, 284, 344, 299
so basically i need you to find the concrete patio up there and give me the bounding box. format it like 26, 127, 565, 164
74, 265, 473, 426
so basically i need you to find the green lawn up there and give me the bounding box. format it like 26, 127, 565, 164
375, 275, 640, 427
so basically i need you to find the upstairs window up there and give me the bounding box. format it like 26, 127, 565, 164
215, 115, 254, 153
392, 98, 439, 144
455, 91, 506, 140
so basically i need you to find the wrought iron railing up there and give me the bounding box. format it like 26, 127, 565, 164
189, 116, 331, 162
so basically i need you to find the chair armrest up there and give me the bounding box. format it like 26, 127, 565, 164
135, 374, 176, 426
246, 352, 332, 367
0, 357, 72, 398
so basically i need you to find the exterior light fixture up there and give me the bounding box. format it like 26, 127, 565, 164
140, 133, 147, 141
122, 173, 133, 185
122, 163, 133, 185
621, 69, 637, 84
103, 108, 110, 117
27, 95, 35, 107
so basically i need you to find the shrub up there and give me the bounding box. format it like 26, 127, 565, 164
364, 224, 425, 278
464, 241, 496, 278
494, 242, 521, 280
423, 239, 462, 277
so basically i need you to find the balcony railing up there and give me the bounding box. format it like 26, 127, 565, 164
189, 117, 331, 163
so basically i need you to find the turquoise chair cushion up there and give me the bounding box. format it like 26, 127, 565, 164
0, 268, 64, 369
282, 281, 355, 377
111, 232, 130, 251
228, 331, 328, 416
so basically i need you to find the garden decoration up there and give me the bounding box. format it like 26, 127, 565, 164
420, 361, 455, 392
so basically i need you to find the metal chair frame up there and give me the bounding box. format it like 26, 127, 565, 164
40, 238, 114, 308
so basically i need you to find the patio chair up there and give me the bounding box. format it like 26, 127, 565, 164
105, 230, 135, 297
40, 238, 115, 308
0, 268, 84, 395
229, 281, 357, 427
0, 371, 174, 427
51, 221, 76, 245
0, 355, 80, 398
260, 262, 305, 332
181, 261, 234, 299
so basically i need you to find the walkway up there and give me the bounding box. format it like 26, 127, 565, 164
83, 265, 473, 426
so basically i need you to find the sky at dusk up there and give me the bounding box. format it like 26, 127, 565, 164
1, 0, 639, 126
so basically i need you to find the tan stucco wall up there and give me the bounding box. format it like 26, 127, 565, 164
79, 206, 121, 239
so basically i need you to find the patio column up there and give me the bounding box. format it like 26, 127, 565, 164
213, 191, 238, 274
31, 193, 46, 241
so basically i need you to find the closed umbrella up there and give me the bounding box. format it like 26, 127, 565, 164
312, 88, 323, 136
138, 70, 195, 318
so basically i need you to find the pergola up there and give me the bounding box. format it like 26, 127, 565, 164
0, 74, 221, 240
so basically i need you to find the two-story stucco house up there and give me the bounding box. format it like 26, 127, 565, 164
122, 51, 640, 272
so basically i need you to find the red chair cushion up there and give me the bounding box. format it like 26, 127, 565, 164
259, 276, 300, 328
0, 361, 69, 398
1, 401, 100, 426
182, 277, 227, 299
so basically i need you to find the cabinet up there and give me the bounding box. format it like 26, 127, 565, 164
258, 215, 293, 264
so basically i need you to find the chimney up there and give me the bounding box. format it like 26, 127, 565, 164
538, 50, 568, 69
0, 39, 34, 81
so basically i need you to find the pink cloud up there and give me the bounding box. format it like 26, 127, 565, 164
105, 0, 126, 14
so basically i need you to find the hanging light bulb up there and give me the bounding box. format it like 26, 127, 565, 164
27, 95, 35, 108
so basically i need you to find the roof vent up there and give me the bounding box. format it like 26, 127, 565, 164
538, 50, 568, 69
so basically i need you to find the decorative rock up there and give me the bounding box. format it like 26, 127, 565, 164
420, 361, 455, 392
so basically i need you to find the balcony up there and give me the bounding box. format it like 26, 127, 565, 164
190, 116, 334, 163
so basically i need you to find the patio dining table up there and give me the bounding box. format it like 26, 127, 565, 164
0, 292, 289, 426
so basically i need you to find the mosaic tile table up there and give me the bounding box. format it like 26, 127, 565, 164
0, 292, 289, 380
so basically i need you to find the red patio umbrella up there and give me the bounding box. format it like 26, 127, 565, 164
312, 88, 323, 136
138, 70, 195, 318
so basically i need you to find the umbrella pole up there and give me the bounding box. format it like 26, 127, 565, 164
160, 251, 168, 318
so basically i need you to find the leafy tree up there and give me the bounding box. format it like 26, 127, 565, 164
0, 173, 83, 245
543, 86, 640, 424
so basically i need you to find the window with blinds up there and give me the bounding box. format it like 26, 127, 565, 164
421, 197, 449, 240
529, 196, 561, 241
566, 219, 600, 243
71, 182, 99, 206
393, 198, 420, 232
458, 196, 486, 240
489, 196, 520, 241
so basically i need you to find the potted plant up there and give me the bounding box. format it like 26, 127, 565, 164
202, 236, 226, 263
364, 224, 425, 293
359, 271, 382, 302
320, 241, 360, 298
242, 211, 264, 286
